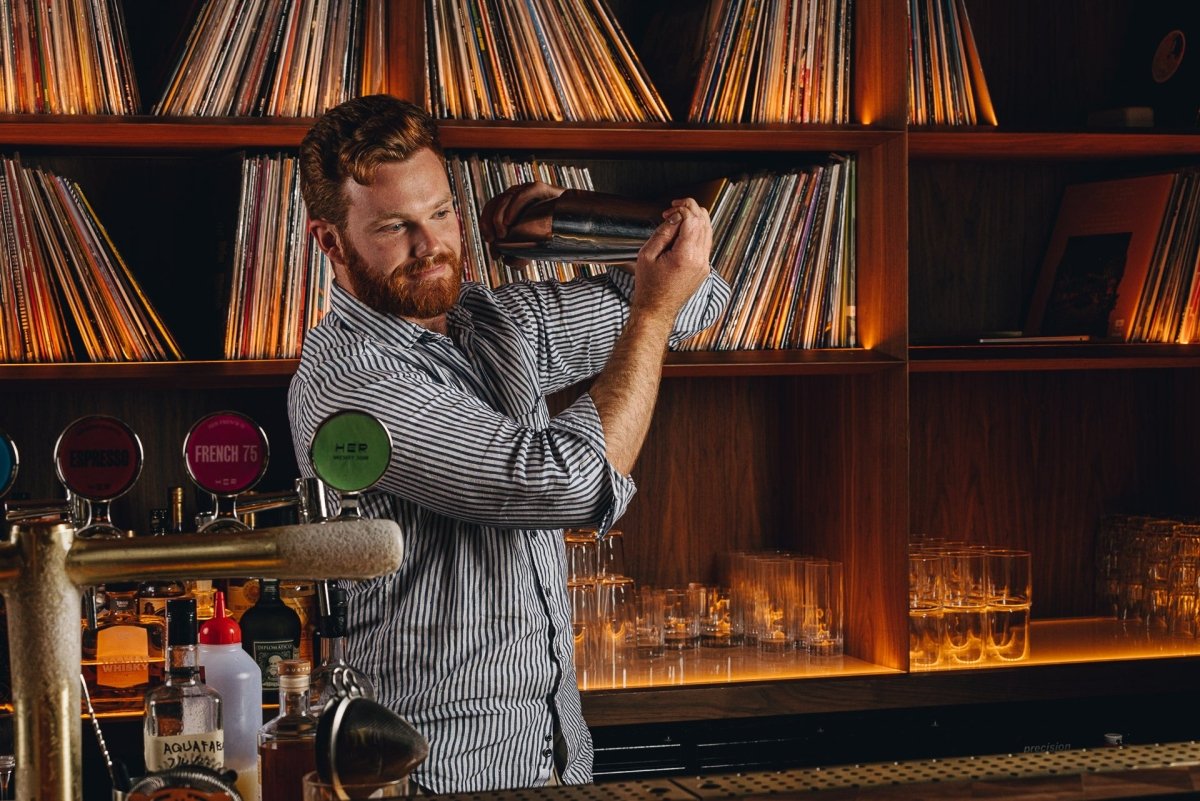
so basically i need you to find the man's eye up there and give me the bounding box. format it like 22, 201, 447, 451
384, 222, 407, 232
433, 209, 451, 220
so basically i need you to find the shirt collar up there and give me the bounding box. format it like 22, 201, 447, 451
328, 281, 473, 347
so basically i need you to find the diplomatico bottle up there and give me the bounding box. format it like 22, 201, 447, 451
239, 578, 301, 701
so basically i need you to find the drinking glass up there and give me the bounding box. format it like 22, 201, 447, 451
984, 549, 1031, 662
663, 587, 701, 650
303, 770, 407, 799
564, 529, 598, 583
908, 552, 944, 668
1167, 523, 1200, 638
941, 549, 986, 664
803, 559, 843, 658
699, 585, 734, 648
754, 557, 796, 655
597, 529, 628, 580
635, 587, 666, 659
596, 576, 636, 669
567, 581, 598, 676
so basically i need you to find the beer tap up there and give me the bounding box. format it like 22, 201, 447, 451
306, 410, 394, 618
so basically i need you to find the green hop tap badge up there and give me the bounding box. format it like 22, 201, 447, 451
309, 411, 393, 493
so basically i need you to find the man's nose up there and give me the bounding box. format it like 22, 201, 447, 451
411, 223, 445, 259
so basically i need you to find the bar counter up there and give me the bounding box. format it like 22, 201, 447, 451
429, 741, 1200, 801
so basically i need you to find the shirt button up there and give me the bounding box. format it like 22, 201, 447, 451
544, 735, 553, 742
541, 749, 553, 758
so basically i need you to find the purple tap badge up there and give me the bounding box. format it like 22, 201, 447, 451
183, 411, 269, 495
54, 415, 143, 500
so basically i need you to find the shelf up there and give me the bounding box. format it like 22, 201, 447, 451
0, 350, 903, 388
909, 129, 1200, 160
0, 115, 900, 154
580, 618, 1200, 727
908, 343, 1200, 373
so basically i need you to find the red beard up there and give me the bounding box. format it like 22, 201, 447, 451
346, 245, 463, 320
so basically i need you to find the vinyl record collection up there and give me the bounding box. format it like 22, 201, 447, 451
424, 0, 670, 122
154, 0, 387, 117
225, 154, 332, 360
679, 157, 857, 351
0, 0, 139, 114
907, 0, 996, 125
0, 156, 182, 362
689, 0, 854, 124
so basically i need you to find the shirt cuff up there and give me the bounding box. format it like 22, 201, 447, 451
549, 391, 636, 532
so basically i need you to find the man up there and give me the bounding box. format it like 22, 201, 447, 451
288, 94, 729, 793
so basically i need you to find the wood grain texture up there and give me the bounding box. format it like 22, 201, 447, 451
910, 370, 1181, 617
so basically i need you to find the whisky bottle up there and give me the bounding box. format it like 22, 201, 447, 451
81, 581, 165, 710
239, 578, 301, 700
258, 659, 317, 801
143, 598, 224, 772
310, 586, 375, 717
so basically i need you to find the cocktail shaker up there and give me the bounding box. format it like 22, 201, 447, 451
492, 189, 665, 263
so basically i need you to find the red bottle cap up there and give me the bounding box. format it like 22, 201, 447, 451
198, 590, 241, 645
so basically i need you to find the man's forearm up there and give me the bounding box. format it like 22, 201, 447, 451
589, 309, 676, 475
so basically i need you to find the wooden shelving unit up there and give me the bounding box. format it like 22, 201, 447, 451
4, 0, 1200, 748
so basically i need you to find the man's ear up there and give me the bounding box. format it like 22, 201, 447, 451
309, 219, 345, 264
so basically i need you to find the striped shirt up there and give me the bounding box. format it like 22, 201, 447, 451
287, 268, 729, 793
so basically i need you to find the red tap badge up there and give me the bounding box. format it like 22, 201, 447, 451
183, 411, 269, 495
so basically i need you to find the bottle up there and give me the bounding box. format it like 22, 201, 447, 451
279, 579, 318, 665
143, 598, 224, 773
188, 579, 216, 621
81, 581, 165, 709
137, 575, 186, 626
199, 591, 263, 801
310, 586, 375, 717
258, 659, 317, 801
169, 485, 186, 533
239, 578, 301, 701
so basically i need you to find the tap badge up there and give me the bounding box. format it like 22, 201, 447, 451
0, 428, 17, 498
183, 410, 269, 495
309, 410, 393, 493
54, 415, 143, 500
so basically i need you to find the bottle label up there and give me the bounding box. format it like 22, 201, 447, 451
251, 640, 296, 689
95, 625, 150, 688
140, 597, 168, 620
144, 730, 224, 772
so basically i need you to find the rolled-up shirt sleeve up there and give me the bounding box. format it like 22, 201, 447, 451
292, 353, 630, 532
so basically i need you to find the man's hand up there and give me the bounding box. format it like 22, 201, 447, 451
631, 197, 714, 320
479, 180, 566, 246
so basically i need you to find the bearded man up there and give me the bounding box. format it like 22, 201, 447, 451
288, 94, 728, 794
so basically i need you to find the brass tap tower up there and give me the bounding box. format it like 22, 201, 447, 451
0, 517, 404, 801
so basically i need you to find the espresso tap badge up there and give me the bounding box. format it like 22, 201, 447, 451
54, 416, 142, 500
184, 411, 269, 495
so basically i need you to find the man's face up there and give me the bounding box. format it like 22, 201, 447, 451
335, 148, 463, 322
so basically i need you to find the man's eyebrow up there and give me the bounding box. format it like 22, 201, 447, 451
368, 196, 455, 227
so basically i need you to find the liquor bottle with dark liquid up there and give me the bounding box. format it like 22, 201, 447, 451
239, 578, 300, 700
258, 659, 317, 801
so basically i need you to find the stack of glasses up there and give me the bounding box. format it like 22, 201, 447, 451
1096, 514, 1200, 637
564, 534, 846, 685
908, 539, 1032, 669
